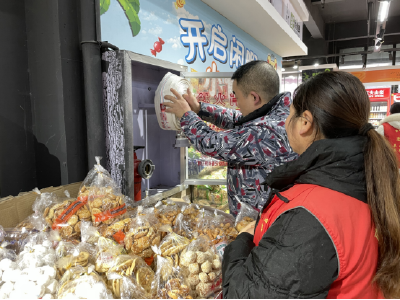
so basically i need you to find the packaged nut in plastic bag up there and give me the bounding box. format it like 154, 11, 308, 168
235, 201, 258, 232
151, 254, 193, 299
124, 207, 161, 264
57, 265, 112, 299
179, 235, 222, 298
79, 157, 127, 228
95, 237, 126, 273
106, 254, 155, 298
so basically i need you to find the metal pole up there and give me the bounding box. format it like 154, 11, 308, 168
80, 0, 107, 168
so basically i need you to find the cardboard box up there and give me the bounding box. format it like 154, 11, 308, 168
0, 182, 82, 228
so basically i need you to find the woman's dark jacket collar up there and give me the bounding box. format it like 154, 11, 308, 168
263, 135, 368, 203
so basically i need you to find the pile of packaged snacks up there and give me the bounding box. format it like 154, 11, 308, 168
0, 157, 251, 299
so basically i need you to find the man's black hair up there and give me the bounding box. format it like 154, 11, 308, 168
390, 103, 400, 114
231, 60, 280, 102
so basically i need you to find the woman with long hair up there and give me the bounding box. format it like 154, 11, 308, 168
222, 71, 400, 298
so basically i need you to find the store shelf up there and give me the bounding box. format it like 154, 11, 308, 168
185, 179, 227, 186
201, 0, 307, 57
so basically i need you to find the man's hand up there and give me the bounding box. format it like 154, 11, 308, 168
182, 88, 201, 114
164, 88, 192, 119
239, 221, 256, 235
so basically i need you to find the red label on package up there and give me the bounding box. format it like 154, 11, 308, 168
52, 196, 88, 230
144, 256, 154, 266
94, 204, 127, 223
113, 230, 126, 245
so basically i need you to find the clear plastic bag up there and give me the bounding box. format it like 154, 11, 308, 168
32, 188, 60, 216
95, 237, 126, 274
150, 254, 192, 299
79, 157, 127, 228
154, 202, 182, 226
155, 226, 190, 268
80, 221, 101, 245
39, 190, 87, 242
124, 207, 161, 265
106, 254, 154, 297
17, 233, 57, 270
179, 235, 222, 299
55, 241, 96, 279
235, 201, 258, 232
57, 265, 112, 299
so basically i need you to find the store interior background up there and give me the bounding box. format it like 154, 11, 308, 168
0, 0, 400, 198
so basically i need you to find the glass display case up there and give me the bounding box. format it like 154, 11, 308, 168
180, 72, 235, 187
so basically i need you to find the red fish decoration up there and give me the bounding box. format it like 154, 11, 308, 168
151, 37, 165, 56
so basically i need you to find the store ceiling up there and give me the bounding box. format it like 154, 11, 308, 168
315, 0, 400, 23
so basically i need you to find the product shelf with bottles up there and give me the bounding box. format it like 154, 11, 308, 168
369, 102, 389, 127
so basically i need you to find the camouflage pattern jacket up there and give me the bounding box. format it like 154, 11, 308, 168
180, 92, 298, 216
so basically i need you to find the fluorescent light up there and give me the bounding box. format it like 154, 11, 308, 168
378, 1, 390, 22
339, 65, 363, 70
293, 65, 298, 69
282, 68, 286, 71
314, 63, 319, 67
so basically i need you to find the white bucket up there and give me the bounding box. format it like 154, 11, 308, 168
155, 72, 190, 131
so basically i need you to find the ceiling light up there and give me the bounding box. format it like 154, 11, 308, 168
282, 68, 286, 72
378, 0, 390, 22
341, 56, 345, 64
293, 61, 298, 69
314, 63, 319, 67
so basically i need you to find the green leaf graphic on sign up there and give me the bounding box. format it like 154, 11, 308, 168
117, 0, 141, 36
100, 0, 110, 15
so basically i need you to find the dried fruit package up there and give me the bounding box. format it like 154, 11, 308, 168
106, 254, 154, 298
79, 156, 127, 228
179, 235, 222, 298
124, 207, 161, 264
95, 237, 126, 274
57, 265, 112, 299
235, 201, 258, 232
155, 226, 190, 268
150, 254, 193, 299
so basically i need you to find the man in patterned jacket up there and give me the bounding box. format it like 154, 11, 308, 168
164, 61, 297, 216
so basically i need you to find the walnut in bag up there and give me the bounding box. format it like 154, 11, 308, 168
124, 207, 161, 263
151, 254, 193, 299
235, 201, 258, 232
79, 156, 127, 228
180, 236, 222, 298
106, 254, 155, 297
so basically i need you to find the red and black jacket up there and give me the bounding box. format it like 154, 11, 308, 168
222, 136, 382, 298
